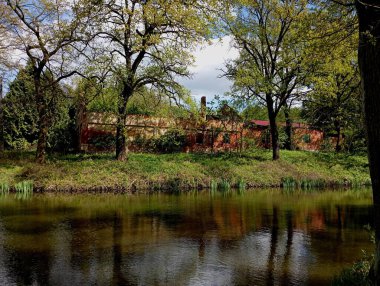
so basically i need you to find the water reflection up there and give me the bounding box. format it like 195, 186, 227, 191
0, 189, 374, 286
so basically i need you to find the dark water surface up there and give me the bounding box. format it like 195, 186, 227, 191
0, 189, 374, 286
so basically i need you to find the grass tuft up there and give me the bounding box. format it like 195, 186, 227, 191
0, 182, 10, 194
14, 180, 33, 194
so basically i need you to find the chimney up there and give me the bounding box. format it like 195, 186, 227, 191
201, 96, 206, 120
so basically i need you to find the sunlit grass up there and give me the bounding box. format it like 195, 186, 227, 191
0, 149, 371, 192
0, 182, 10, 195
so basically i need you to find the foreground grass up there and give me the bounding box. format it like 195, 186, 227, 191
332, 258, 373, 286
0, 149, 371, 192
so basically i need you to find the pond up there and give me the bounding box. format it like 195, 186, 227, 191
0, 189, 374, 286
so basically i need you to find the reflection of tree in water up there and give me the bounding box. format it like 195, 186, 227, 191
266, 206, 279, 286
0, 193, 374, 285
3, 248, 51, 285
111, 213, 136, 286
280, 210, 294, 286
0, 215, 53, 286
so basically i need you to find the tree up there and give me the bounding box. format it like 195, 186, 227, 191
222, 0, 315, 160
3, 63, 38, 149
302, 41, 361, 152
2, 62, 70, 151
355, 1, 380, 284
3, 0, 98, 163
326, 0, 380, 283
0, 75, 4, 152
96, 0, 217, 161
0, 2, 19, 153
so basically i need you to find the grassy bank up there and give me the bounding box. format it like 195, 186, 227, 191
0, 149, 371, 192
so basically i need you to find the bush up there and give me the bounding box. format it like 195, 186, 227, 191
321, 138, 334, 151
153, 129, 186, 153
331, 258, 373, 286
88, 133, 116, 150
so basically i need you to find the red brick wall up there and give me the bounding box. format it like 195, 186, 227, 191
81, 112, 326, 152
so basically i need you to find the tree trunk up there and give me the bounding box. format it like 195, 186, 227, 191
74, 94, 87, 153
35, 76, 48, 164
0, 76, 4, 153
267, 103, 280, 160
335, 126, 342, 152
36, 116, 49, 163
356, 2, 380, 284
115, 87, 131, 161
284, 104, 293, 150
115, 114, 127, 161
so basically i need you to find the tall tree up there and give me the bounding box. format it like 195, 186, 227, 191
302, 41, 360, 152
327, 0, 380, 283
3, 0, 98, 163
0, 75, 3, 153
96, 0, 217, 161
222, 0, 314, 160
2, 62, 70, 151
355, 1, 380, 284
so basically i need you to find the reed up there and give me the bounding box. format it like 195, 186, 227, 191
237, 178, 246, 194
282, 177, 297, 189
0, 182, 10, 194
219, 179, 231, 192
282, 177, 328, 190
210, 179, 218, 192
14, 181, 33, 194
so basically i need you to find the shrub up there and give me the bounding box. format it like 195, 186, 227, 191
88, 133, 116, 150
14, 181, 33, 193
153, 129, 186, 153
331, 258, 373, 286
321, 138, 334, 151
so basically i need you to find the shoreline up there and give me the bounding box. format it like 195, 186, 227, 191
0, 150, 371, 194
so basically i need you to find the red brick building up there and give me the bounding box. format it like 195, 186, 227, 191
79, 111, 326, 153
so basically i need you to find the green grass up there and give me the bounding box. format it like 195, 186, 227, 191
332, 255, 373, 286
0, 182, 9, 194
14, 180, 33, 193
0, 149, 371, 192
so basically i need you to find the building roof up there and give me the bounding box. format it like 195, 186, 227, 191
250, 120, 308, 128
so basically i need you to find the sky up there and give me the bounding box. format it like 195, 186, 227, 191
1, 36, 239, 100
179, 36, 239, 104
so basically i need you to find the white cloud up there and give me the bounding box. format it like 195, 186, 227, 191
179, 36, 238, 102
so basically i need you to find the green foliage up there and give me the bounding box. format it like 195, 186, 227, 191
219, 179, 231, 192
210, 179, 218, 192
241, 104, 304, 123
282, 177, 297, 189
332, 254, 373, 286
14, 180, 33, 194
153, 129, 186, 153
237, 178, 246, 193
3, 63, 39, 149
278, 128, 288, 148
86, 81, 118, 113
3, 62, 74, 152
0, 182, 9, 195
0, 149, 371, 191
321, 138, 334, 152
132, 129, 187, 153
301, 32, 362, 153
282, 177, 329, 190
88, 133, 116, 150
343, 129, 367, 154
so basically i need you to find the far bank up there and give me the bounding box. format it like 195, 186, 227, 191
0, 150, 371, 193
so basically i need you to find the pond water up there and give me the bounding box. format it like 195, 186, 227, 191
0, 189, 374, 286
